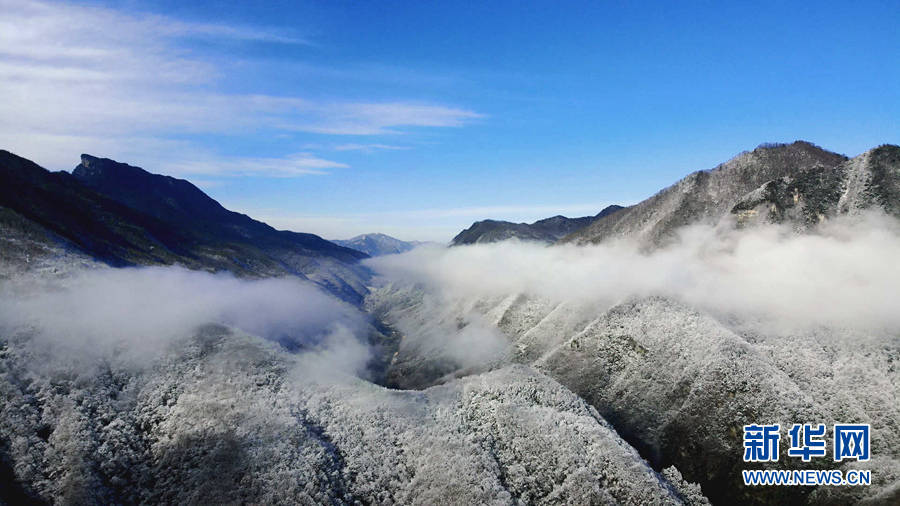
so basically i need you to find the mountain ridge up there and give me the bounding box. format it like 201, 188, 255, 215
451, 205, 624, 245
72, 154, 363, 261
0, 150, 370, 302
560, 141, 900, 246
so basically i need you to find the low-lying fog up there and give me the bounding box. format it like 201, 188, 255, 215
0, 267, 371, 376
3, 212, 898, 381
369, 212, 900, 335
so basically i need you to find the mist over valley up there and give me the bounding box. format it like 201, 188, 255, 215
1, 141, 898, 504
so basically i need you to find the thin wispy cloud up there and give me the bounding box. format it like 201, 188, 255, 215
333, 143, 411, 153
301, 102, 484, 135
167, 153, 347, 177
2, 132, 348, 179
0, 0, 481, 173
0, 0, 309, 53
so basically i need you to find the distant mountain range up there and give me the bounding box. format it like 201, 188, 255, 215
333, 233, 426, 256
451, 205, 623, 245
0, 151, 370, 303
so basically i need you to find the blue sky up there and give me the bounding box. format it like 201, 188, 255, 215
2, 0, 898, 240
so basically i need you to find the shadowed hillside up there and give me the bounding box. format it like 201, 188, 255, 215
0, 151, 370, 303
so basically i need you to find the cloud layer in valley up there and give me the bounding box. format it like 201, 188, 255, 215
368, 212, 900, 336
0, 266, 371, 376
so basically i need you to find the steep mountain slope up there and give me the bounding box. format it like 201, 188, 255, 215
537, 296, 899, 505
732, 144, 900, 228
334, 233, 420, 256
563, 142, 851, 246
364, 139, 900, 504
0, 206, 98, 280
0, 150, 195, 267
452, 205, 623, 245
366, 282, 900, 505
0, 150, 369, 302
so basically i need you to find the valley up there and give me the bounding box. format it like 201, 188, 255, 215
1, 142, 898, 505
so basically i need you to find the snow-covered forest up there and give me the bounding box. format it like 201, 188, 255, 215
2, 210, 898, 504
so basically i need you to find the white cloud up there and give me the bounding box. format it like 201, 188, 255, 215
0, 0, 481, 173
0, 131, 348, 177
333, 143, 410, 152
367, 212, 900, 334
165, 153, 348, 177
301, 102, 483, 135
0, 266, 371, 375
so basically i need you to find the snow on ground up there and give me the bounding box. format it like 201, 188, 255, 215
0, 249, 704, 504
364, 215, 900, 504
1, 321, 702, 504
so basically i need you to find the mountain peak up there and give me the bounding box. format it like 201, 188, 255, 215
334, 233, 417, 256
742, 140, 845, 164
74, 153, 153, 182
75, 153, 101, 173
594, 204, 625, 218
755, 139, 817, 150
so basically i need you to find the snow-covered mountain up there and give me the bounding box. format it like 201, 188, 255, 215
0, 259, 705, 505
333, 233, 423, 256
563, 142, 899, 247
362, 142, 900, 505
365, 240, 900, 505
2, 142, 899, 505
452, 206, 623, 245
